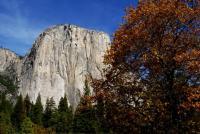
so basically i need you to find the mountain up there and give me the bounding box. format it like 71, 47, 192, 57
0, 48, 20, 73
0, 24, 110, 109
0, 48, 20, 101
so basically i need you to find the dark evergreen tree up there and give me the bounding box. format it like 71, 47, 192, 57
11, 94, 26, 130
0, 93, 13, 114
72, 79, 100, 133
31, 94, 43, 125
43, 97, 57, 129
29, 102, 34, 121
58, 94, 68, 113
56, 94, 73, 133
72, 106, 97, 133
56, 110, 73, 133
43, 98, 50, 128
84, 79, 90, 96
24, 94, 31, 117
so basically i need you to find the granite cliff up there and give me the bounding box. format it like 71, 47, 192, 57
0, 24, 110, 108
0, 48, 20, 73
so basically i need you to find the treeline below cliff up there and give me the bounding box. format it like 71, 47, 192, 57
0, 83, 106, 134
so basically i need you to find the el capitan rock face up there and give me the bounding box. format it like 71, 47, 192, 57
17, 24, 110, 108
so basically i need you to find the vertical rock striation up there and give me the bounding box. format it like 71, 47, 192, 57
18, 24, 110, 108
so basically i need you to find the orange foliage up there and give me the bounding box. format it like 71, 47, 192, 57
92, 0, 200, 133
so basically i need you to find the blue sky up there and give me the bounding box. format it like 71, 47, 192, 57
0, 0, 138, 55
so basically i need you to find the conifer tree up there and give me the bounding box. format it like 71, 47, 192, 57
11, 94, 26, 130
48, 97, 58, 129
58, 94, 68, 113
43, 98, 50, 128
49, 97, 56, 110
31, 93, 43, 125
24, 94, 31, 117
43, 97, 57, 129
56, 94, 73, 133
72, 79, 99, 133
84, 79, 90, 96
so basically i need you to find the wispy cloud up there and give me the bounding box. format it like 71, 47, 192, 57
0, 0, 42, 45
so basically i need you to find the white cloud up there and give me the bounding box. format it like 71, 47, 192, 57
0, 0, 43, 45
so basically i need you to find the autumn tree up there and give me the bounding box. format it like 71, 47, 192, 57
92, 0, 200, 133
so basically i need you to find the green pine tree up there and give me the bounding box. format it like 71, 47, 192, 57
56, 94, 73, 133
72, 79, 100, 133
20, 117, 34, 134
58, 94, 68, 113
84, 79, 90, 96
31, 93, 43, 125
43, 97, 57, 129
72, 103, 97, 133
11, 94, 26, 130
24, 94, 31, 117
